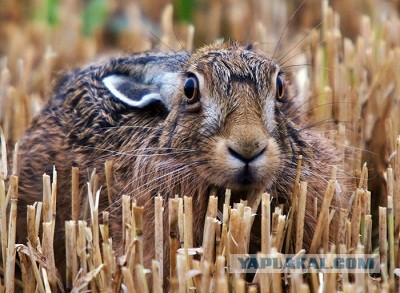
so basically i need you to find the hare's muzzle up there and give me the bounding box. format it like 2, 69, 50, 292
212, 123, 281, 189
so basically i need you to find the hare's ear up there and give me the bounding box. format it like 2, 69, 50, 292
102, 75, 167, 108
102, 53, 189, 111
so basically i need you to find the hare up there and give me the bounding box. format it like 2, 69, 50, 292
16, 41, 351, 284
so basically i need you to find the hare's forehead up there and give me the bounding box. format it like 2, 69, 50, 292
189, 52, 278, 84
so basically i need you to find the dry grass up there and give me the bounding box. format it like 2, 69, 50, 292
0, 0, 400, 291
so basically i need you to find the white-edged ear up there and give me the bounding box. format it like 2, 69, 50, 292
102, 75, 165, 108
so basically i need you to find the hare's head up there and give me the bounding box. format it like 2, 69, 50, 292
162, 42, 291, 192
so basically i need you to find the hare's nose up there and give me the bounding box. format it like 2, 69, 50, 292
227, 143, 267, 164
225, 124, 269, 164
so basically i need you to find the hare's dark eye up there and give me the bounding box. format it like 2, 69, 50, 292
276, 75, 285, 99
184, 75, 199, 103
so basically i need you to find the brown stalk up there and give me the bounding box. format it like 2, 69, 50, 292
206, 195, 218, 218
169, 197, 179, 286
201, 261, 211, 293
154, 195, 164, 281
364, 215, 372, 253
71, 167, 80, 222
215, 256, 228, 292
310, 179, 335, 254
17, 248, 35, 292
42, 222, 57, 292
387, 195, 395, 283
104, 160, 114, 206
337, 208, 348, 246
285, 155, 302, 253
176, 254, 187, 293
295, 182, 307, 252
88, 186, 104, 287
65, 220, 78, 289
183, 196, 193, 248
133, 204, 144, 266
5, 176, 18, 293
101, 242, 113, 291
395, 137, 400, 236
152, 260, 163, 293
202, 217, 216, 264
27, 205, 36, 247
228, 209, 240, 256
122, 266, 136, 293
42, 174, 52, 223
379, 207, 388, 271
27, 241, 46, 293
271, 249, 282, 293
77, 221, 88, 280
101, 211, 110, 244
0, 176, 7, 271
0, 127, 8, 179
122, 195, 131, 251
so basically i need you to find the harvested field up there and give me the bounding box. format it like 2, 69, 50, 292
0, 0, 400, 291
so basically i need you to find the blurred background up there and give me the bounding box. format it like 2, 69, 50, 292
1, 0, 397, 82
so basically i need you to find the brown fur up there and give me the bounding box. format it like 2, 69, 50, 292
16, 42, 352, 284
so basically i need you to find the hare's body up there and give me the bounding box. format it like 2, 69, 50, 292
17, 42, 351, 281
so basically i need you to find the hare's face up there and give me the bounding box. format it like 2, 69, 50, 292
164, 45, 288, 192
